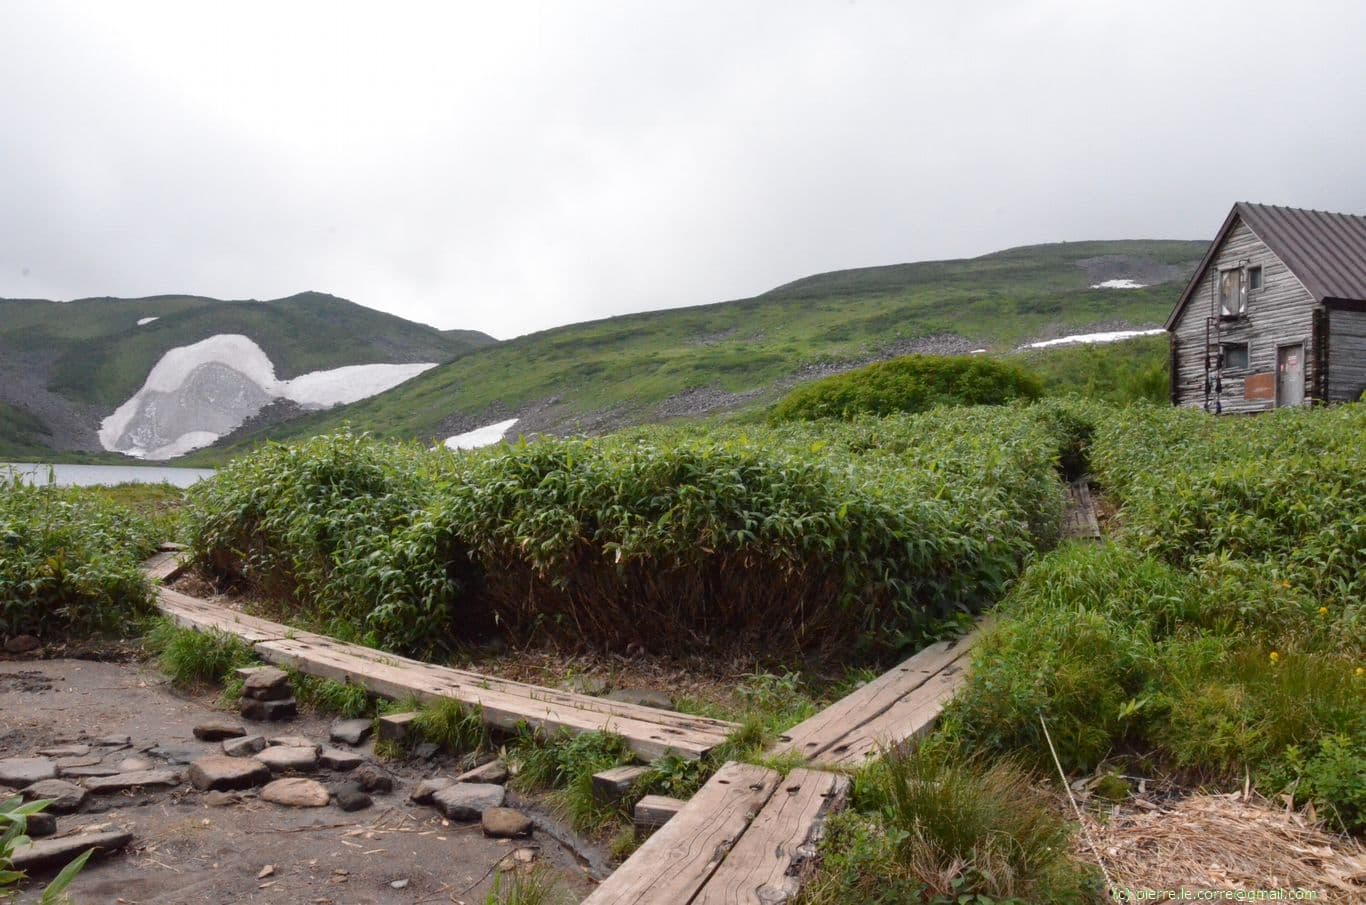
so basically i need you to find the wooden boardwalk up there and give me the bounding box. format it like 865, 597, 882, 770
1063, 477, 1102, 540
144, 555, 983, 904
146, 565, 735, 762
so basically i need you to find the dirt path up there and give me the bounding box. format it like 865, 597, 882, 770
1, 658, 597, 904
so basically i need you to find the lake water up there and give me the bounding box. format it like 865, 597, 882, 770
3, 462, 216, 488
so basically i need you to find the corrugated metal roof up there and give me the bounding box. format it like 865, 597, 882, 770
1166, 202, 1366, 329
1237, 202, 1366, 303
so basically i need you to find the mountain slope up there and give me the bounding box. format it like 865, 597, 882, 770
0, 292, 495, 457
188, 239, 1204, 461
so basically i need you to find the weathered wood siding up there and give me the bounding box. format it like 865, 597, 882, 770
1170, 218, 1319, 413
1327, 306, 1366, 402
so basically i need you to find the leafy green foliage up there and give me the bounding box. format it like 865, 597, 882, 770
770, 355, 1042, 422
482, 865, 567, 905
1016, 334, 1170, 404
0, 477, 160, 638
1, 796, 92, 901
412, 698, 490, 754
510, 731, 634, 834
798, 745, 1094, 905
144, 620, 258, 690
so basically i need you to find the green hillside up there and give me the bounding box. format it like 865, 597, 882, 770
190, 239, 1202, 460
0, 291, 495, 457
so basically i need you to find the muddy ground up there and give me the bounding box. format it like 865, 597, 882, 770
0, 657, 600, 905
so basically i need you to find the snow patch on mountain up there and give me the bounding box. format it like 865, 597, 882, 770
1022, 328, 1165, 350
444, 418, 519, 451
99, 334, 436, 460
137, 316, 159, 325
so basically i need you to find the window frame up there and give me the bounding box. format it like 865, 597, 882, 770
1248, 265, 1264, 292
1217, 266, 1247, 319
1220, 340, 1251, 372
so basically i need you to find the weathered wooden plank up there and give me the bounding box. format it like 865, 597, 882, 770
692, 768, 850, 905
583, 762, 780, 905
255, 636, 724, 761
634, 794, 686, 835
156, 587, 289, 643
1062, 479, 1101, 541
815, 658, 968, 768
769, 626, 980, 763
143, 550, 187, 583
594, 765, 651, 806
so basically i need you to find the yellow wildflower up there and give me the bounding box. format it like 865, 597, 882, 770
1356, 667, 1364, 679
1319, 607, 1329, 617
1269, 651, 1280, 664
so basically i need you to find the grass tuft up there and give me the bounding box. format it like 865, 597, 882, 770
144, 620, 257, 690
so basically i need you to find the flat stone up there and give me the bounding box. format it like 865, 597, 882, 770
431, 782, 505, 821
222, 735, 267, 757
3, 634, 40, 654
257, 746, 318, 773
457, 759, 509, 785
95, 735, 132, 747
188, 756, 270, 792
329, 718, 373, 746
145, 745, 200, 765
564, 675, 609, 696
351, 763, 394, 794
318, 748, 362, 771
267, 735, 318, 751
413, 742, 439, 760
0, 758, 57, 787
376, 711, 417, 742
193, 720, 246, 742
9, 830, 132, 872
26, 812, 56, 837
334, 787, 372, 812
37, 744, 90, 758
604, 687, 675, 710
83, 769, 182, 793
481, 807, 533, 838
241, 697, 297, 722
57, 764, 121, 778
204, 790, 239, 807
117, 756, 155, 772
409, 776, 453, 805
242, 666, 292, 701
260, 777, 329, 807
22, 779, 87, 814
55, 753, 103, 769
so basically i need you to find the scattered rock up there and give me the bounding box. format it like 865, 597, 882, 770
376, 711, 417, 742
54, 753, 103, 769
390, 878, 410, 890
242, 666, 292, 701
481, 807, 533, 838
457, 759, 509, 785
334, 786, 372, 812
22, 779, 87, 814
188, 756, 270, 792
145, 745, 200, 765
258, 865, 275, 879
193, 720, 246, 742
0, 758, 57, 788
58, 764, 121, 778
260, 777, 330, 808
413, 742, 439, 760
95, 735, 132, 747
329, 718, 373, 746
318, 748, 362, 771
37, 744, 89, 758
431, 782, 505, 821
514, 847, 536, 863
3, 635, 40, 654
83, 769, 182, 794
604, 687, 674, 710
8, 830, 132, 872
241, 697, 297, 722
204, 790, 239, 807
116, 756, 155, 772
25, 812, 56, 837
351, 763, 394, 794
409, 776, 453, 804
257, 746, 318, 773
222, 735, 267, 757
564, 675, 609, 696
267, 735, 318, 751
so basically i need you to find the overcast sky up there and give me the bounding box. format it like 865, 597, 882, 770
3, 2, 1365, 339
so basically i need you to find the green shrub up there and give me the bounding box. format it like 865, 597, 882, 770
145, 620, 257, 689
412, 698, 489, 754
1263, 733, 1366, 834
771, 354, 1042, 422
510, 731, 634, 833
0, 478, 160, 639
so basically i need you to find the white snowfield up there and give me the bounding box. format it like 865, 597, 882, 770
99, 334, 436, 460
137, 316, 159, 325
444, 418, 519, 451
1090, 279, 1147, 289
1023, 328, 1166, 350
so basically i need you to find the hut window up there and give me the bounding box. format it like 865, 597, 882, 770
1221, 342, 1249, 370
1248, 266, 1263, 290
1219, 268, 1246, 317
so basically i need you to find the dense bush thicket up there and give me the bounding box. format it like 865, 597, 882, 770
0, 477, 160, 638
953, 402, 1366, 832
186, 406, 1069, 659
770, 354, 1042, 422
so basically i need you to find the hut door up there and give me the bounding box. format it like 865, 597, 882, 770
1277, 344, 1304, 407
